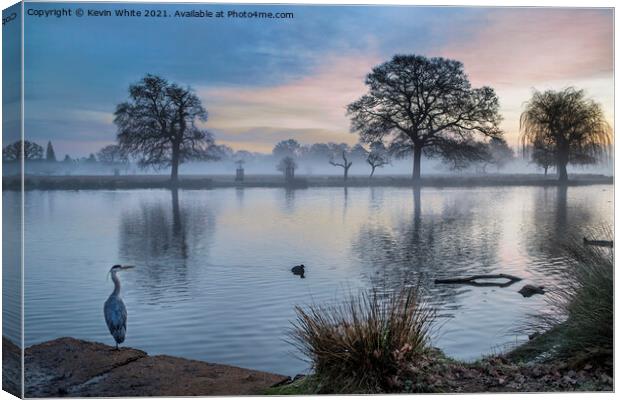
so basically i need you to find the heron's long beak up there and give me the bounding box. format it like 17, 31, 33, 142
121, 265, 135, 270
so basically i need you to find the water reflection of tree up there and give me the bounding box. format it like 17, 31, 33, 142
235, 187, 245, 207
524, 186, 593, 278
352, 188, 502, 313
342, 186, 349, 219
283, 188, 296, 213
118, 189, 216, 300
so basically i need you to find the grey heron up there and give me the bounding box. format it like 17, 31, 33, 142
104, 265, 134, 349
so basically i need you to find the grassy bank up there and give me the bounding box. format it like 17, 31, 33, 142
508, 236, 613, 366
2, 173, 613, 191
268, 238, 614, 394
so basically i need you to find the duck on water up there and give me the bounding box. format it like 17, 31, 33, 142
291, 264, 305, 278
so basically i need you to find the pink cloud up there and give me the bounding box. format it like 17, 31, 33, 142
440, 9, 613, 87
198, 53, 382, 150
198, 9, 613, 152
438, 9, 614, 146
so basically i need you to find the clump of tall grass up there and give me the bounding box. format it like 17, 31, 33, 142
291, 286, 435, 393
536, 228, 613, 361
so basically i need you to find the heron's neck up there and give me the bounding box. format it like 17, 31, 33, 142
111, 270, 121, 296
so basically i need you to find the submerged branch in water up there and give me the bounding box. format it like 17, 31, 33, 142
434, 273, 522, 288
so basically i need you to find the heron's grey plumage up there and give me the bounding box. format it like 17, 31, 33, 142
104, 265, 131, 348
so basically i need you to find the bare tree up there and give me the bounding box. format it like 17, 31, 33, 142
528, 138, 555, 176
272, 139, 302, 159
347, 54, 502, 182
366, 142, 389, 177
487, 137, 514, 172
114, 74, 217, 185
97, 144, 128, 165
97, 144, 129, 175
328, 143, 353, 181
2, 140, 44, 161
520, 87, 611, 182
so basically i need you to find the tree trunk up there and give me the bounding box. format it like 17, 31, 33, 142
171, 187, 181, 234
344, 165, 349, 181
170, 142, 180, 186
370, 166, 376, 178
557, 164, 568, 182
412, 145, 422, 183
557, 149, 569, 183
171, 105, 187, 187
544, 166, 548, 176
412, 186, 421, 241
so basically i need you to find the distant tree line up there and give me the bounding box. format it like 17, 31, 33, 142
267, 139, 389, 180
2, 140, 121, 165
3, 61, 611, 184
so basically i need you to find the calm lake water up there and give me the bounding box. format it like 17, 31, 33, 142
4, 185, 613, 376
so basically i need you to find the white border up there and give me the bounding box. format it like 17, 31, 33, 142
0, 2, 616, 400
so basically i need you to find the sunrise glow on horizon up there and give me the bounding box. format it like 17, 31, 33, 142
20, 4, 613, 156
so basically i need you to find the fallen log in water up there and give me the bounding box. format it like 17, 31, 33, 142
434, 274, 522, 288
583, 238, 613, 248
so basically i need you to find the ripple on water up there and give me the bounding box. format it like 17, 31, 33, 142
8, 185, 613, 376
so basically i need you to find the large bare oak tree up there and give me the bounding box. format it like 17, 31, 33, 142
2, 140, 44, 161
114, 74, 216, 185
347, 55, 503, 182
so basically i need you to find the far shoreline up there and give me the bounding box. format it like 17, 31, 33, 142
2, 173, 613, 191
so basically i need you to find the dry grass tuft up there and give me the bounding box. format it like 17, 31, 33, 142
291, 286, 435, 393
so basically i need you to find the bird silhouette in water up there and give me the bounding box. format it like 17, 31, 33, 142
104, 265, 134, 349
291, 264, 305, 278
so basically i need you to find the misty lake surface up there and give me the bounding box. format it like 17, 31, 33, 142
5, 185, 613, 375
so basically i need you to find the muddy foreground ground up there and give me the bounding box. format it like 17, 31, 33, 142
3, 337, 287, 397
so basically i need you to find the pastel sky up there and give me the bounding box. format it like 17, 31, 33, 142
20, 3, 613, 156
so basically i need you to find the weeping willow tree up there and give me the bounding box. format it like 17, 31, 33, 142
520, 88, 611, 182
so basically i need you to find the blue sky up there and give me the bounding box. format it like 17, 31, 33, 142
19, 3, 613, 156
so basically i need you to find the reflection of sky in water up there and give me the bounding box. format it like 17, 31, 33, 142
2, 188, 22, 344
9, 185, 613, 375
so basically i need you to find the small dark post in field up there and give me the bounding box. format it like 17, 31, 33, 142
277, 156, 297, 182
235, 159, 245, 182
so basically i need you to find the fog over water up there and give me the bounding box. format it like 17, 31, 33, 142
5, 152, 613, 177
